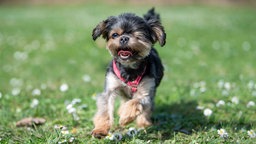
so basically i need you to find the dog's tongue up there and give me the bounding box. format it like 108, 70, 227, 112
118, 50, 133, 57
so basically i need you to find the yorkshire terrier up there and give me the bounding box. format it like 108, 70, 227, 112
91, 8, 166, 138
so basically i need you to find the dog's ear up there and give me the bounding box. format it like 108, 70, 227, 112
92, 20, 107, 41
144, 8, 166, 47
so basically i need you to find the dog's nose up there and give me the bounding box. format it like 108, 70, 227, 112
120, 36, 129, 45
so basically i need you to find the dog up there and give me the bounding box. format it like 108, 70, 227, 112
91, 8, 166, 139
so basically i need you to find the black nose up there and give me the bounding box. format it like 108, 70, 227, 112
120, 36, 129, 45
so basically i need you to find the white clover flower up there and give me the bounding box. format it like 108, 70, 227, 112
196, 105, 204, 110
248, 81, 254, 90
221, 90, 229, 96
60, 83, 69, 92
106, 133, 122, 141
67, 107, 76, 114
247, 101, 255, 108
10, 78, 23, 87
224, 82, 231, 90
127, 127, 138, 137
231, 96, 239, 104
217, 80, 225, 89
82, 74, 91, 82
216, 100, 225, 107
32, 88, 41, 96
12, 88, 21, 96
252, 91, 256, 97
61, 130, 69, 135
203, 108, 213, 117
13, 51, 28, 61
217, 128, 228, 138
69, 137, 75, 143
200, 87, 207, 93
71, 98, 81, 105
30, 98, 39, 108
247, 130, 256, 138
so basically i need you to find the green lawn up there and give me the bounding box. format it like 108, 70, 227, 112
0, 3, 256, 143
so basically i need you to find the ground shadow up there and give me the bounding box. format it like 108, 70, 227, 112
136, 100, 207, 141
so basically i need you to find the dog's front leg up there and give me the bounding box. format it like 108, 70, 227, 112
91, 91, 115, 138
119, 77, 155, 127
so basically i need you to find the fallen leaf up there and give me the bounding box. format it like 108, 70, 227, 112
16, 117, 46, 127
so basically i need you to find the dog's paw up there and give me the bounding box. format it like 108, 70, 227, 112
91, 128, 108, 139
119, 99, 143, 126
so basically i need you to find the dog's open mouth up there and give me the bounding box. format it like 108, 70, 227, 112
118, 50, 133, 59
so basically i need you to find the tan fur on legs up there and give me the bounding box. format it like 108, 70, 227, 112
136, 108, 152, 128
119, 99, 143, 126
91, 112, 111, 139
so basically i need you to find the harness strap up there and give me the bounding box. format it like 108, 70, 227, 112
112, 60, 146, 93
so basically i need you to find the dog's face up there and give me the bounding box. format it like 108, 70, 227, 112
92, 12, 165, 67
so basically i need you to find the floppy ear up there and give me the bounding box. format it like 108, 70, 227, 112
144, 8, 166, 47
92, 20, 108, 41
148, 19, 166, 47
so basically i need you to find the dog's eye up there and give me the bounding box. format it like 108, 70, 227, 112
111, 33, 119, 39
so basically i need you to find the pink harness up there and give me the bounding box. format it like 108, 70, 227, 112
112, 60, 146, 93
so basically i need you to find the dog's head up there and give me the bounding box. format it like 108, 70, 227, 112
92, 8, 166, 68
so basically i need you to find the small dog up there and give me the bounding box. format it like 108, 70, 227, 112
91, 8, 166, 138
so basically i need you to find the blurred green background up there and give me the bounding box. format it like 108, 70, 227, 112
0, 0, 256, 143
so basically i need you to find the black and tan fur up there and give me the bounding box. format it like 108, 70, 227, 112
91, 8, 166, 139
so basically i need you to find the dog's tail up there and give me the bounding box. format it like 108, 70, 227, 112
143, 8, 161, 22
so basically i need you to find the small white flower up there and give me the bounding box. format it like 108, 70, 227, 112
32, 88, 41, 96
248, 81, 254, 90
224, 82, 231, 90
72, 113, 80, 121
30, 98, 39, 108
252, 91, 256, 97
61, 130, 69, 135
12, 88, 21, 96
127, 127, 138, 137
67, 107, 76, 114
231, 96, 239, 104
10, 78, 23, 87
216, 100, 225, 107
218, 128, 228, 138
60, 83, 69, 92
221, 90, 229, 96
247, 130, 256, 138
40, 84, 47, 90
112, 133, 122, 141
200, 87, 207, 93
82, 74, 91, 82
196, 106, 204, 110
69, 137, 75, 143
203, 108, 213, 117
218, 80, 225, 89
247, 101, 255, 108
71, 98, 81, 105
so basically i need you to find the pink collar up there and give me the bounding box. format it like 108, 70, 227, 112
112, 60, 146, 93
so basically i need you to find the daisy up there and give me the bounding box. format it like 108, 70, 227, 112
247, 130, 256, 138
32, 88, 41, 96
231, 96, 239, 104
216, 100, 225, 107
247, 101, 255, 108
217, 128, 228, 138
82, 74, 91, 82
203, 108, 213, 117
127, 127, 138, 137
106, 133, 122, 141
60, 83, 69, 92
30, 99, 39, 108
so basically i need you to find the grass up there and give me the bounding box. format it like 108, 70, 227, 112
0, 3, 256, 143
